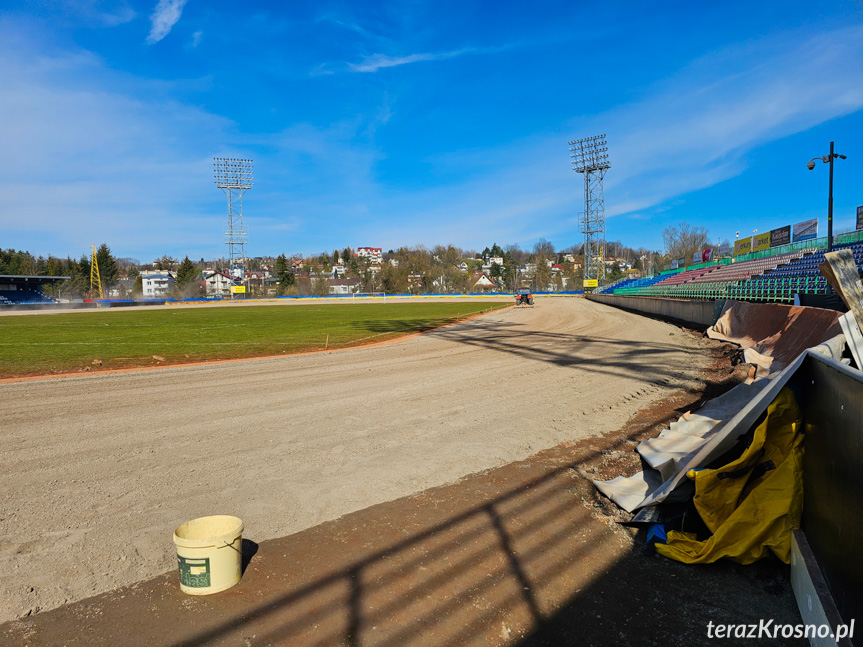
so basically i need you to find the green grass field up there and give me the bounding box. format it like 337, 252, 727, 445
0, 302, 509, 378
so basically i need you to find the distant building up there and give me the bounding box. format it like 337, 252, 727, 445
407, 273, 425, 292
488, 256, 504, 267
327, 278, 361, 295
470, 272, 496, 292
356, 247, 382, 264
140, 270, 174, 297
203, 271, 234, 297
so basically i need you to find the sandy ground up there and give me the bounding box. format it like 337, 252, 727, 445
0, 297, 713, 623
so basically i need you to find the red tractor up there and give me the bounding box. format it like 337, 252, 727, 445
515, 288, 534, 307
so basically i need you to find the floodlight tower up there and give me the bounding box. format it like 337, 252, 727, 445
213, 157, 253, 297
569, 134, 610, 287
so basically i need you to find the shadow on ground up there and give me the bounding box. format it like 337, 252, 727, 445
2, 377, 803, 647
359, 315, 717, 392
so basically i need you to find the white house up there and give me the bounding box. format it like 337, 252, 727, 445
327, 278, 361, 295
356, 247, 383, 264
470, 272, 496, 292
203, 271, 235, 297
140, 270, 174, 297
488, 256, 504, 267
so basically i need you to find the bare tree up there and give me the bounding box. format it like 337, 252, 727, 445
662, 222, 710, 262
532, 238, 555, 258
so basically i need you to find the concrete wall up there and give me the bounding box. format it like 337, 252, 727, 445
587, 293, 721, 327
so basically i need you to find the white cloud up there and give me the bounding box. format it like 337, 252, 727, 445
309, 63, 335, 77
191, 30, 202, 47
65, 0, 137, 27
596, 25, 863, 217
348, 48, 473, 73
0, 38, 232, 259
342, 25, 863, 250
2, 19, 861, 259
146, 0, 188, 44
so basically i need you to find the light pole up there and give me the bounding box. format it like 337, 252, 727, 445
569, 134, 610, 288
807, 142, 847, 253
214, 157, 253, 299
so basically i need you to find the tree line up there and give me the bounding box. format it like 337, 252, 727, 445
3, 226, 711, 300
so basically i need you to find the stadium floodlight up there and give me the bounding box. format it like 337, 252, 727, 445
569, 134, 611, 173
569, 134, 611, 288
214, 157, 254, 298
806, 141, 846, 252
214, 158, 254, 189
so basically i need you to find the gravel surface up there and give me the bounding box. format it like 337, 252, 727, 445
0, 297, 712, 623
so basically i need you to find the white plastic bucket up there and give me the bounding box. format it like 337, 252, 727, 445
173, 515, 244, 595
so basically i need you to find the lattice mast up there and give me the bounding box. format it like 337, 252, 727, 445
569, 134, 610, 286
90, 243, 103, 299
213, 158, 253, 296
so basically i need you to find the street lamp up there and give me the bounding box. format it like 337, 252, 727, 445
807, 142, 847, 252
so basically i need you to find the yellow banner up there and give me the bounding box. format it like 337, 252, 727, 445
752, 232, 771, 252
583, 279, 598, 288
230, 285, 246, 294
734, 238, 752, 256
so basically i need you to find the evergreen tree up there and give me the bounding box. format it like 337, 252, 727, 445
174, 256, 199, 298
274, 254, 295, 295
95, 243, 119, 292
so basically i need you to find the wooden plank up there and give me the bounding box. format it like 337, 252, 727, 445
839, 311, 863, 371
819, 249, 863, 330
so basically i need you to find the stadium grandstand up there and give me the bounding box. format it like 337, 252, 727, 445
0, 275, 68, 306
595, 229, 863, 304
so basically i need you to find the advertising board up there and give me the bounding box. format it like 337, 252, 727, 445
769, 225, 791, 247
792, 218, 818, 242
734, 238, 752, 256
752, 232, 771, 252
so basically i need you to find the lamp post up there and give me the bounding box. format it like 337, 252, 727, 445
807, 142, 847, 253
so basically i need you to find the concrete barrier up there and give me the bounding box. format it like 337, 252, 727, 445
587, 293, 720, 327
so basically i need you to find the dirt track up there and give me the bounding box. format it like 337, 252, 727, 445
0, 297, 713, 623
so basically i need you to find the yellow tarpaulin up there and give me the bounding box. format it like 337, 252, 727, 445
656, 387, 803, 564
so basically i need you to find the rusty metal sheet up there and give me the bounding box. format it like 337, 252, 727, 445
708, 300, 843, 373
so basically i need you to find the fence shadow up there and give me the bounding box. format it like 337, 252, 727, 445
365, 315, 711, 389
166, 406, 802, 647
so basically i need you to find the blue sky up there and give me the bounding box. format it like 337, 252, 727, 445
1, 1, 862, 262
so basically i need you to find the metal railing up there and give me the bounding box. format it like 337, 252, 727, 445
615, 276, 828, 303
